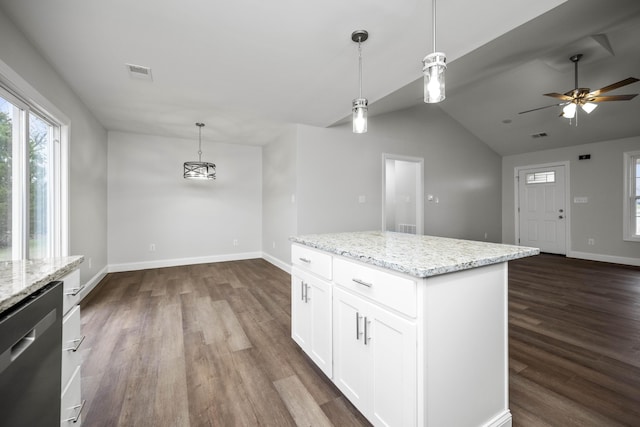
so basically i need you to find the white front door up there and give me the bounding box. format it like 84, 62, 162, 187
518, 165, 566, 254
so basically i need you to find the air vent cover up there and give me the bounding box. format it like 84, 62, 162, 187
126, 63, 153, 81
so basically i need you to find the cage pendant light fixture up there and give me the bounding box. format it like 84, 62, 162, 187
423, 0, 446, 103
352, 30, 369, 134
184, 122, 216, 180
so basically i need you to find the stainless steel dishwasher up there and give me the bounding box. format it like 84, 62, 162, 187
0, 280, 63, 427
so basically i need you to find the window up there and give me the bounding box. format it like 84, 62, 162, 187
623, 151, 640, 242
526, 171, 555, 184
0, 85, 63, 260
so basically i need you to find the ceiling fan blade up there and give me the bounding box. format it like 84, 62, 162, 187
544, 92, 574, 101
589, 94, 638, 102
518, 103, 563, 114
587, 77, 640, 97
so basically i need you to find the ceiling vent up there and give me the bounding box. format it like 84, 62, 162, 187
126, 63, 153, 81
530, 132, 548, 139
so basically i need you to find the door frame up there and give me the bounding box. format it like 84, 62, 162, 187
514, 161, 571, 254
382, 153, 424, 235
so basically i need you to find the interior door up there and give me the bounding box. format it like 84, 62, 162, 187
518, 165, 566, 254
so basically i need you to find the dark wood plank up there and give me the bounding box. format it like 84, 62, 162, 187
80, 254, 640, 426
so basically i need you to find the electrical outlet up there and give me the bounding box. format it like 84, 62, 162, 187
233, 239, 239, 247
272, 241, 276, 249
149, 243, 156, 252
88, 257, 92, 269
588, 238, 595, 246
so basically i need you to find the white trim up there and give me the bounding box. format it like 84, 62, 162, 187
482, 410, 512, 427
514, 161, 571, 254
79, 266, 109, 302
262, 252, 291, 274
568, 251, 640, 267
623, 151, 640, 242
108, 251, 263, 273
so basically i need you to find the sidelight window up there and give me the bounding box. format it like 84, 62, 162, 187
623, 151, 640, 242
0, 84, 64, 260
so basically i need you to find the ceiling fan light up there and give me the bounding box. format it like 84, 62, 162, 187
581, 102, 598, 114
423, 52, 446, 103
562, 103, 577, 119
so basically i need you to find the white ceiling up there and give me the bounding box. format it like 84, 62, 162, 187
1, 0, 639, 156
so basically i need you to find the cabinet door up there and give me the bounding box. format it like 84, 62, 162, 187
368, 302, 417, 427
308, 277, 333, 377
291, 272, 311, 349
333, 287, 370, 411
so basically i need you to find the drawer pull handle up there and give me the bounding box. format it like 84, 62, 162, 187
64, 399, 86, 423
364, 316, 370, 345
299, 257, 311, 264
65, 285, 85, 297
352, 278, 373, 288
64, 335, 86, 352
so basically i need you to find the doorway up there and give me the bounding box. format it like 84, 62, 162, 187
382, 154, 424, 235
516, 163, 569, 254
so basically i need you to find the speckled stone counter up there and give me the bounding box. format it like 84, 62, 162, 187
290, 231, 539, 278
0, 256, 84, 313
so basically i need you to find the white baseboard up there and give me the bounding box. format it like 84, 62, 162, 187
108, 251, 263, 273
262, 252, 291, 274
483, 410, 512, 427
79, 266, 108, 302
568, 251, 640, 267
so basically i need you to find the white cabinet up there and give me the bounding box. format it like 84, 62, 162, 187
60, 269, 84, 426
291, 267, 333, 377
291, 241, 511, 427
333, 282, 416, 427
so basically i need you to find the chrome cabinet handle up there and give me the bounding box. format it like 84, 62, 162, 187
300, 281, 305, 301
65, 285, 85, 297
64, 399, 86, 423
364, 316, 369, 345
64, 335, 86, 352
356, 313, 361, 340
352, 278, 372, 288
304, 283, 310, 303
299, 257, 311, 264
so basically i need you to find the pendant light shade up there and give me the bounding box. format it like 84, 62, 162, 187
184, 122, 216, 180
352, 30, 369, 134
423, 0, 446, 103
562, 103, 577, 119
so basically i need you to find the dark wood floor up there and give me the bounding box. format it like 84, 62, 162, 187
80, 255, 640, 426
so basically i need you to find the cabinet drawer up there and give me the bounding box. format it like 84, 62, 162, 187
62, 305, 83, 389
61, 365, 84, 426
62, 269, 82, 315
291, 244, 332, 280
333, 257, 417, 317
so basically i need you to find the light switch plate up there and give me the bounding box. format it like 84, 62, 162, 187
573, 196, 588, 203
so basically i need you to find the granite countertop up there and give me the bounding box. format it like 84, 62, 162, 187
0, 256, 84, 313
290, 231, 539, 278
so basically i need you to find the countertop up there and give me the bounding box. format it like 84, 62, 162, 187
0, 256, 84, 313
290, 231, 539, 278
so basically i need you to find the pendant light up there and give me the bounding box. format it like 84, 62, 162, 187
184, 122, 216, 180
423, 0, 446, 103
352, 30, 369, 134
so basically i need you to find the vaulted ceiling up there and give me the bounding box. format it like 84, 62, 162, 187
1, 0, 639, 156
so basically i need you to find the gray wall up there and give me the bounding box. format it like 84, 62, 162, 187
262, 126, 298, 269
502, 135, 640, 264
108, 131, 262, 270
0, 8, 108, 287
295, 103, 503, 242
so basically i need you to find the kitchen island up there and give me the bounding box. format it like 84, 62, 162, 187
290, 231, 538, 427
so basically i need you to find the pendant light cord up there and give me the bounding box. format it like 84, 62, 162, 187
197, 123, 204, 161
358, 39, 363, 99
432, 0, 437, 52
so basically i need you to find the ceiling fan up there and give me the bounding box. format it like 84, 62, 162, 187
519, 54, 639, 118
